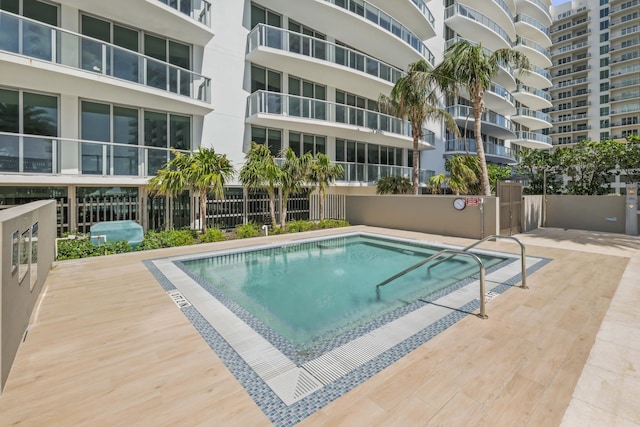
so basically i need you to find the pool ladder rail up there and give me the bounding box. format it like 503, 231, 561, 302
374, 235, 528, 319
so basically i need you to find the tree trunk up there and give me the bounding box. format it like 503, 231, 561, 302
412, 134, 420, 195
280, 189, 288, 229
267, 188, 277, 228
199, 189, 207, 233
319, 186, 325, 221
473, 96, 491, 196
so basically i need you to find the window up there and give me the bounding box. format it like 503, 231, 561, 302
600, 57, 609, 67
0, 0, 58, 60
599, 20, 609, 30
600, 107, 610, 116
600, 8, 609, 17
0, 88, 58, 173
600, 132, 610, 140
251, 126, 281, 156
600, 45, 609, 55
288, 76, 326, 119
621, 116, 639, 125
251, 65, 281, 93
600, 82, 610, 91
289, 132, 326, 156
600, 94, 610, 103
600, 33, 609, 42
600, 0, 608, 5
600, 70, 609, 79
600, 119, 610, 128
250, 3, 281, 29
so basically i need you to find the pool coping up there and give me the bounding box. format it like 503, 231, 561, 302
144, 231, 551, 426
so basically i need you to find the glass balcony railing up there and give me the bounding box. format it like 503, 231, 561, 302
334, 161, 434, 184
248, 24, 404, 85
515, 84, 552, 102
446, 105, 513, 131
489, 83, 515, 105
248, 90, 436, 144
552, 77, 588, 88
515, 36, 551, 58
0, 131, 190, 177
512, 131, 552, 146
445, 4, 512, 45
0, 10, 211, 103
515, 14, 550, 37
514, 108, 551, 123
324, 0, 434, 64
445, 139, 514, 159
410, 0, 436, 27
155, 0, 212, 27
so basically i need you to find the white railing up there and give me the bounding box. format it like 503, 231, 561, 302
446, 4, 512, 45
512, 131, 552, 146
155, 0, 212, 27
334, 162, 434, 184
0, 10, 211, 103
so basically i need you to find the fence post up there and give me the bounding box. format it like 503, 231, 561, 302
243, 187, 248, 225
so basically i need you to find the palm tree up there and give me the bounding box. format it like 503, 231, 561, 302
148, 147, 234, 232
307, 153, 343, 221
239, 142, 282, 228
431, 40, 531, 196
379, 59, 459, 195
428, 173, 447, 194
376, 176, 412, 194
445, 154, 479, 195
279, 148, 311, 228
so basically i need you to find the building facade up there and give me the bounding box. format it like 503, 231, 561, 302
0, 0, 553, 232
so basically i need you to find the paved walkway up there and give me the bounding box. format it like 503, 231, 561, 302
0, 227, 637, 426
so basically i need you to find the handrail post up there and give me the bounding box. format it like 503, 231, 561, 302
478, 263, 487, 319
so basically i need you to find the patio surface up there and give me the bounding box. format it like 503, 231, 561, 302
0, 226, 638, 426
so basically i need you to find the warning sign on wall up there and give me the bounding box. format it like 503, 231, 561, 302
466, 198, 479, 207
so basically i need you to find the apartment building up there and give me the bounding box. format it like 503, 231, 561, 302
547, 0, 639, 193
0, 0, 552, 232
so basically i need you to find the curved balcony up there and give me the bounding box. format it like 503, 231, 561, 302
55, 0, 213, 45
454, 0, 516, 41
515, 0, 552, 27
517, 65, 552, 89
366, 0, 436, 40
323, 0, 434, 65
513, 36, 552, 68
446, 105, 516, 139
485, 83, 517, 115
445, 4, 513, 52
513, 84, 553, 109
444, 139, 515, 164
334, 162, 434, 185
510, 131, 552, 149
0, 11, 212, 114
514, 14, 552, 48
247, 91, 435, 150
0, 131, 190, 181
247, 24, 403, 96
511, 108, 552, 130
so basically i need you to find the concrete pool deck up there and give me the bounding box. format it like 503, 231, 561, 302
0, 227, 638, 426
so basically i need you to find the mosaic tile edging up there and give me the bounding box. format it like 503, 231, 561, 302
144, 254, 551, 426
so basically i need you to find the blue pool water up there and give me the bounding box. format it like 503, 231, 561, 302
181, 234, 506, 348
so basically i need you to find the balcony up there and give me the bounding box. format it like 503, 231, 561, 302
485, 83, 516, 115
334, 162, 434, 185
513, 84, 553, 110
550, 89, 590, 100
446, 105, 516, 139
513, 36, 552, 68
0, 11, 211, 110
551, 17, 589, 34
511, 108, 552, 130
451, 0, 516, 39
610, 37, 640, 52
247, 24, 403, 96
0, 131, 189, 180
444, 4, 513, 52
611, 64, 640, 77
553, 6, 589, 22
611, 50, 640, 64
247, 91, 435, 149
323, 0, 434, 65
611, 24, 640, 40
517, 66, 553, 89
366, 0, 436, 40
514, 14, 552, 48
155, 0, 212, 28
516, 0, 553, 27
510, 131, 552, 149
610, 0, 640, 15
552, 65, 590, 78
550, 77, 588, 90
551, 114, 589, 124
444, 139, 515, 163
551, 41, 589, 56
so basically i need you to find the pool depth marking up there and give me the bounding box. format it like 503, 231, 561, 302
151, 237, 546, 406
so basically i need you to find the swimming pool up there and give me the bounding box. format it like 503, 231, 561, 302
180, 234, 506, 349
147, 231, 550, 425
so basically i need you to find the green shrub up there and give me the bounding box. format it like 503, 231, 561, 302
318, 219, 350, 229
235, 222, 261, 238
56, 236, 132, 260
199, 227, 226, 243
286, 220, 318, 233
137, 229, 196, 250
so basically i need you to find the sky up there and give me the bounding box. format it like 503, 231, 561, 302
551, 0, 571, 5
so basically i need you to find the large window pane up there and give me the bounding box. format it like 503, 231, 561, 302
169, 41, 190, 95
23, 92, 57, 173
22, 0, 57, 60
145, 34, 167, 90
145, 111, 167, 175
113, 106, 138, 175
0, 88, 19, 133
0, 1, 19, 53
113, 25, 139, 83
170, 114, 190, 150
81, 15, 110, 74
81, 101, 110, 175
267, 129, 281, 156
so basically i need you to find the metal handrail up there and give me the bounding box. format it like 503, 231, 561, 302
375, 249, 488, 319
427, 235, 528, 290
